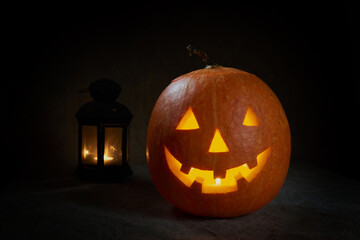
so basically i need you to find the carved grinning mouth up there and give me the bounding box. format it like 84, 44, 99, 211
164, 146, 271, 194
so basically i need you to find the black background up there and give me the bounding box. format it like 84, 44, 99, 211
3, 2, 356, 184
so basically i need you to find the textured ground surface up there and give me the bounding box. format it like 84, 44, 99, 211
1, 162, 359, 240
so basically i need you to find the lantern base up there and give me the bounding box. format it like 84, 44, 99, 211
76, 164, 133, 181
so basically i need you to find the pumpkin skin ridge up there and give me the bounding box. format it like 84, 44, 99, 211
147, 66, 291, 218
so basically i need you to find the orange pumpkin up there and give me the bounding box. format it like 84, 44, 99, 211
147, 66, 291, 218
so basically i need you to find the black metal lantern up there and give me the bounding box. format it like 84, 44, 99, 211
75, 79, 133, 179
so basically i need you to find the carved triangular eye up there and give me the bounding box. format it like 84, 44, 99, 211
243, 106, 259, 126
176, 107, 200, 130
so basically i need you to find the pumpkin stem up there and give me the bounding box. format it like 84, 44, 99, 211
186, 44, 221, 68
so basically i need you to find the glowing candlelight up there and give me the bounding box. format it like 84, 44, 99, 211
84, 149, 89, 159
103, 154, 114, 161
93, 154, 114, 161
83, 149, 113, 162
215, 178, 221, 186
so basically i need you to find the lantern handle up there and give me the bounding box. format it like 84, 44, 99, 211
186, 44, 221, 68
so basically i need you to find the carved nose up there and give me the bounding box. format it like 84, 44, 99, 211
208, 128, 229, 153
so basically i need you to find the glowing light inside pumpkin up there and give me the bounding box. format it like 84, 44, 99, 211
208, 129, 229, 153
215, 178, 221, 185
164, 145, 271, 194
243, 106, 259, 126
176, 107, 200, 130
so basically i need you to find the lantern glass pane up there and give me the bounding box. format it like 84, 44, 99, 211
81, 125, 97, 165
104, 127, 123, 166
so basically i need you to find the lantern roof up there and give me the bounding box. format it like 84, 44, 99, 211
76, 79, 133, 124
76, 100, 133, 123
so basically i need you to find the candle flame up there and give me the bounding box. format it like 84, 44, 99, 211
103, 155, 114, 161
215, 178, 221, 186
93, 155, 114, 161
84, 149, 113, 162
84, 149, 89, 158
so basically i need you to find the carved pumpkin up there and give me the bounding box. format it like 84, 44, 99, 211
147, 66, 291, 218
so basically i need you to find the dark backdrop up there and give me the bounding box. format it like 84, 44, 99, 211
3, 2, 356, 184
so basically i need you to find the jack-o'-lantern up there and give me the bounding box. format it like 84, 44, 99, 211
147, 46, 291, 218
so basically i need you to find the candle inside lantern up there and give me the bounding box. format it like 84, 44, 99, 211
84, 149, 89, 159
104, 127, 124, 166
98, 145, 115, 162
81, 126, 98, 165
83, 148, 113, 164
104, 155, 114, 161
93, 155, 114, 161
81, 127, 124, 166
84, 143, 122, 164
82, 147, 97, 165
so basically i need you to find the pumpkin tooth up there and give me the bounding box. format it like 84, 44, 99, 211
180, 164, 193, 174
213, 169, 227, 179
246, 159, 258, 169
